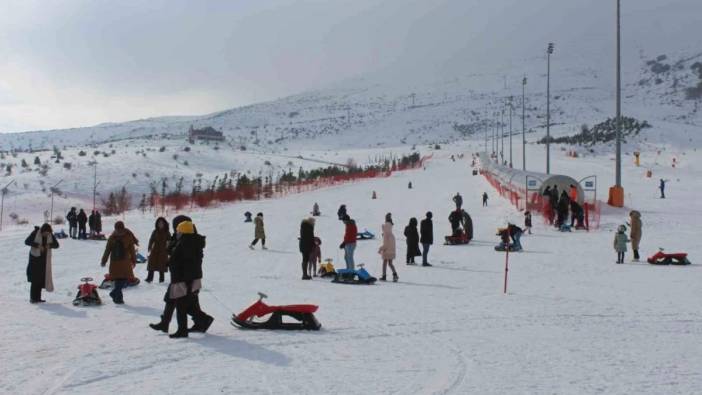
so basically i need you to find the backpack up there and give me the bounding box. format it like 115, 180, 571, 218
111, 238, 126, 260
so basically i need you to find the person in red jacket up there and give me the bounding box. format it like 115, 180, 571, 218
340, 214, 357, 270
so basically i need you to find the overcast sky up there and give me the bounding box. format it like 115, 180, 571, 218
0, 0, 697, 133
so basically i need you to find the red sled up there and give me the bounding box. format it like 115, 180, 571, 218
73, 277, 102, 306
647, 249, 691, 265
444, 232, 470, 245
231, 292, 321, 330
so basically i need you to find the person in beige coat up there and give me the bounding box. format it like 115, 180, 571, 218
629, 211, 642, 261
249, 212, 267, 250
378, 213, 398, 282
101, 221, 137, 304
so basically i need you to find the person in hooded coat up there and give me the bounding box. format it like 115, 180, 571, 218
167, 220, 213, 338
629, 211, 642, 261
152, 215, 210, 334
146, 217, 171, 283
337, 204, 347, 220
404, 217, 421, 265
299, 217, 315, 280
614, 225, 629, 264
94, 211, 103, 235
249, 212, 266, 250
556, 191, 570, 227
88, 210, 97, 237
66, 207, 78, 239
25, 223, 59, 303
420, 212, 433, 266
378, 213, 398, 281
462, 210, 474, 241
100, 221, 137, 304
77, 209, 88, 239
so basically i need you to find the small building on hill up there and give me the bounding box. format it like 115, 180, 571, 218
188, 125, 225, 142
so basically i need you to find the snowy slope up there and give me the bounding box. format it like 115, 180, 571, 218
1, 141, 701, 394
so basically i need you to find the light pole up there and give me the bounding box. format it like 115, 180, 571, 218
609, 0, 625, 206
49, 179, 64, 225
0, 180, 16, 231
89, 161, 99, 211
493, 112, 497, 157
522, 76, 527, 171
546, 42, 554, 174
484, 107, 489, 153
509, 96, 513, 168
500, 107, 505, 164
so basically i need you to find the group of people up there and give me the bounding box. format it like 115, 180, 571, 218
614, 210, 643, 263
542, 184, 585, 229
24, 214, 213, 339
66, 207, 102, 239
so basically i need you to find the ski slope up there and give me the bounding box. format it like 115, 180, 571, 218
1, 142, 701, 394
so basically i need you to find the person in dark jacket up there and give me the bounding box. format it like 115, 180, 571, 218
556, 191, 570, 227
337, 204, 347, 220
524, 211, 532, 234
482, 192, 488, 207
550, 186, 559, 214
150, 215, 212, 335
507, 223, 524, 251
453, 193, 463, 210
299, 217, 316, 280
77, 209, 88, 239
146, 217, 171, 283
167, 220, 213, 338
25, 224, 59, 303
449, 209, 462, 236
420, 212, 433, 266
462, 210, 474, 241
66, 207, 78, 238
659, 179, 667, 199
88, 210, 96, 237
403, 218, 421, 265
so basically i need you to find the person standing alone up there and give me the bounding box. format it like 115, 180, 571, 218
420, 212, 433, 266
340, 215, 357, 270
249, 213, 267, 250
25, 223, 59, 303
378, 213, 398, 282
100, 221, 137, 304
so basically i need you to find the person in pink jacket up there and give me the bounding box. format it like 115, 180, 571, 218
378, 213, 398, 282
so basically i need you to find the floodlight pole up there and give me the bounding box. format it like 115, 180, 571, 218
522, 77, 527, 171
49, 179, 64, 225
546, 42, 554, 174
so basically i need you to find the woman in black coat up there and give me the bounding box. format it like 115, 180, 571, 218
25, 223, 59, 303
403, 218, 421, 265
299, 217, 316, 280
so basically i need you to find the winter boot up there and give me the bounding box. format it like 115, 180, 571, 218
249, 244, 254, 250
170, 301, 189, 338
145, 271, 154, 283
379, 275, 387, 282
392, 273, 399, 282
159, 272, 165, 283
149, 315, 169, 333
190, 314, 214, 333
422, 262, 432, 267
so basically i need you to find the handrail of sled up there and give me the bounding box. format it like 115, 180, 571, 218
257, 292, 268, 300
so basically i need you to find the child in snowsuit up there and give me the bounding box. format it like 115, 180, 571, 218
614, 225, 629, 264
309, 237, 322, 277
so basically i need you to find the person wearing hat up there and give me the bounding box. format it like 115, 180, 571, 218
613, 224, 630, 264
167, 220, 213, 338
299, 217, 316, 280
25, 223, 59, 303
100, 221, 137, 304
420, 212, 433, 266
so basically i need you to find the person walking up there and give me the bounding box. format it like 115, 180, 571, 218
100, 221, 137, 304
340, 214, 357, 270
167, 220, 213, 338
420, 212, 433, 266
299, 217, 315, 280
66, 207, 78, 239
614, 225, 629, 264
249, 212, 266, 250
378, 213, 398, 282
482, 192, 488, 207
629, 211, 642, 262
77, 209, 88, 239
146, 217, 171, 283
404, 217, 421, 265
25, 223, 59, 303
659, 179, 667, 199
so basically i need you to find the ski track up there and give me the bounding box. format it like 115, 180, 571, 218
2, 142, 702, 394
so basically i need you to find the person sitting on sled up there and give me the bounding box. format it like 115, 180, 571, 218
449, 209, 463, 237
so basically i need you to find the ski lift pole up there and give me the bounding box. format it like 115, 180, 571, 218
49, 179, 64, 225
503, 247, 510, 294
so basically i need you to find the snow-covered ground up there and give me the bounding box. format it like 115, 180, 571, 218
2, 141, 701, 394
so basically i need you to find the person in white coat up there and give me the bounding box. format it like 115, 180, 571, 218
378, 213, 398, 282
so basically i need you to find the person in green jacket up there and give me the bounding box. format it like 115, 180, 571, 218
614, 225, 629, 264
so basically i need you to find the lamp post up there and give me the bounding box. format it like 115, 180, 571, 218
0, 180, 16, 231
509, 96, 513, 168
49, 179, 64, 225
522, 76, 527, 171
609, 0, 625, 206
500, 107, 505, 164
546, 42, 554, 174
